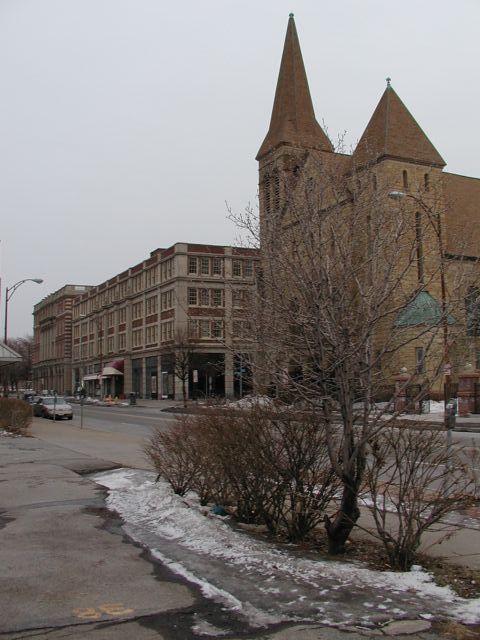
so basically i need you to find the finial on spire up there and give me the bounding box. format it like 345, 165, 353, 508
386, 77, 391, 87
289, 13, 294, 18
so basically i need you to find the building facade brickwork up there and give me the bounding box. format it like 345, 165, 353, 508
69, 243, 258, 400
32, 284, 92, 394
257, 14, 480, 396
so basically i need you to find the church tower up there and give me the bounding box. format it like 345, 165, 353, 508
257, 14, 333, 231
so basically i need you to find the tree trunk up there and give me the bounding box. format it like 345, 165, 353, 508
182, 378, 187, 408
324, 481, 360, 554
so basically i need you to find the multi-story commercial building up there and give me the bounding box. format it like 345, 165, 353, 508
70, 243, 259, 400
32, 284, 91, 394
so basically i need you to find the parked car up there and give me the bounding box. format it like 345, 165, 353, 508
33, 396, 73, 420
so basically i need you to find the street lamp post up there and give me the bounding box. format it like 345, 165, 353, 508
4, 278, 43, 342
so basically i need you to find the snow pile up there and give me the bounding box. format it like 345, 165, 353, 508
93, 468, 480, 628
0, 429, 21, 438
226, 395, 276, 410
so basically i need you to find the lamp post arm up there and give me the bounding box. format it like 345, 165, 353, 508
4, 278, 43, 343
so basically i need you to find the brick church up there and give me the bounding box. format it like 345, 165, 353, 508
255, 14, 480, 402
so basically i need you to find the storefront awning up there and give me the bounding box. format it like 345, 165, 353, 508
83, 374, 100, 381
102, 366, 124, 377
102, 359, 124, 377
0, 342, 22, 366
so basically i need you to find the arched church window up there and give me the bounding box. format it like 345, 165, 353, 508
415, 212, 424, 284
263, 173, 271, 216
273, 171, 280, 212
424, 173, 430, 192
402, 170, 409, 189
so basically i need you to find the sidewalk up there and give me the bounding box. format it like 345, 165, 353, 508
0, 431, 465, 640
0, 434, 194, 639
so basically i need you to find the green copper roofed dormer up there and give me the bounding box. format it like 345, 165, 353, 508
394, 291, 456, 328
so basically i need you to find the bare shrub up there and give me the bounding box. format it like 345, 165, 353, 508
144, 415, 202, 496
364, 425, 479, 571
0, 398, 32, 436
148, 403, 339, 542
267, 410, 340, 542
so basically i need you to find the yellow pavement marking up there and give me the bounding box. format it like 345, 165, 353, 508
72, 603, 135, 620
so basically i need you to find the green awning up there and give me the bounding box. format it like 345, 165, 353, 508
394, 291, 456, 328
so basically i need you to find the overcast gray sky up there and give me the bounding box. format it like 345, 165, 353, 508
1, 0, 479, 338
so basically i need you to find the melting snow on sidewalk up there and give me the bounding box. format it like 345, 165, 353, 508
93, 468, 480, 630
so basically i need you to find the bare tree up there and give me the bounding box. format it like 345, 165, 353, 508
168, 328, 196, 408
230, 156, 475, 555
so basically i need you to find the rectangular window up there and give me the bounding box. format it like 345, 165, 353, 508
243, 260, 253, 278
415, 347, 425, 374
119, 333, 126, 350
162, 290, 174, 309
132, 274, 143, 294
212, 289, 223, 307
212, 320, 223, 339
199, 288, 209, 306
133, 329, 143, 348
188, 319, 199, 338
233, 289, 244, 308
107, 336, 114, 353
108, 312, 115, 328
146, 325, 158, 345
132, 301, 143, 320
212, 257, 223, 275
118, 307, 127, 324
200, 257, 210, 275
188, 288, 198, 306
232, 259, 242, 277
200, 320, 210, 338
188, 256, 198, 274
145, 267, 157, 288
146, 296, 158, 315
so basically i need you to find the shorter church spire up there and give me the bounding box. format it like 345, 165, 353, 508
353, 82, 445, 168
256, 14, 333, 161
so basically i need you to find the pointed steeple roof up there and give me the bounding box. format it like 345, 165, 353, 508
256, 14, 333, 161
353, 80, 445, 168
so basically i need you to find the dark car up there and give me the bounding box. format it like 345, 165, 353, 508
33, 396, 73, 420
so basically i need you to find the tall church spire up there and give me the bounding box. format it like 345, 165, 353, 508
353, 81, 445, 168
256, 14, 333, 161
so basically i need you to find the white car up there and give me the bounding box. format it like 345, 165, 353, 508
33, 397, 73, 420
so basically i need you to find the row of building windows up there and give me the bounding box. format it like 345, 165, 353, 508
72, 259, 177, 318
188, 255, 224, 276
188, 288, 224, 307
74, 287, 249, 340
188, 319, 224, 339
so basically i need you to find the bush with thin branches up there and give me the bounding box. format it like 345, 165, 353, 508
146, 404, 340, 542
363, 425, 479, 571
